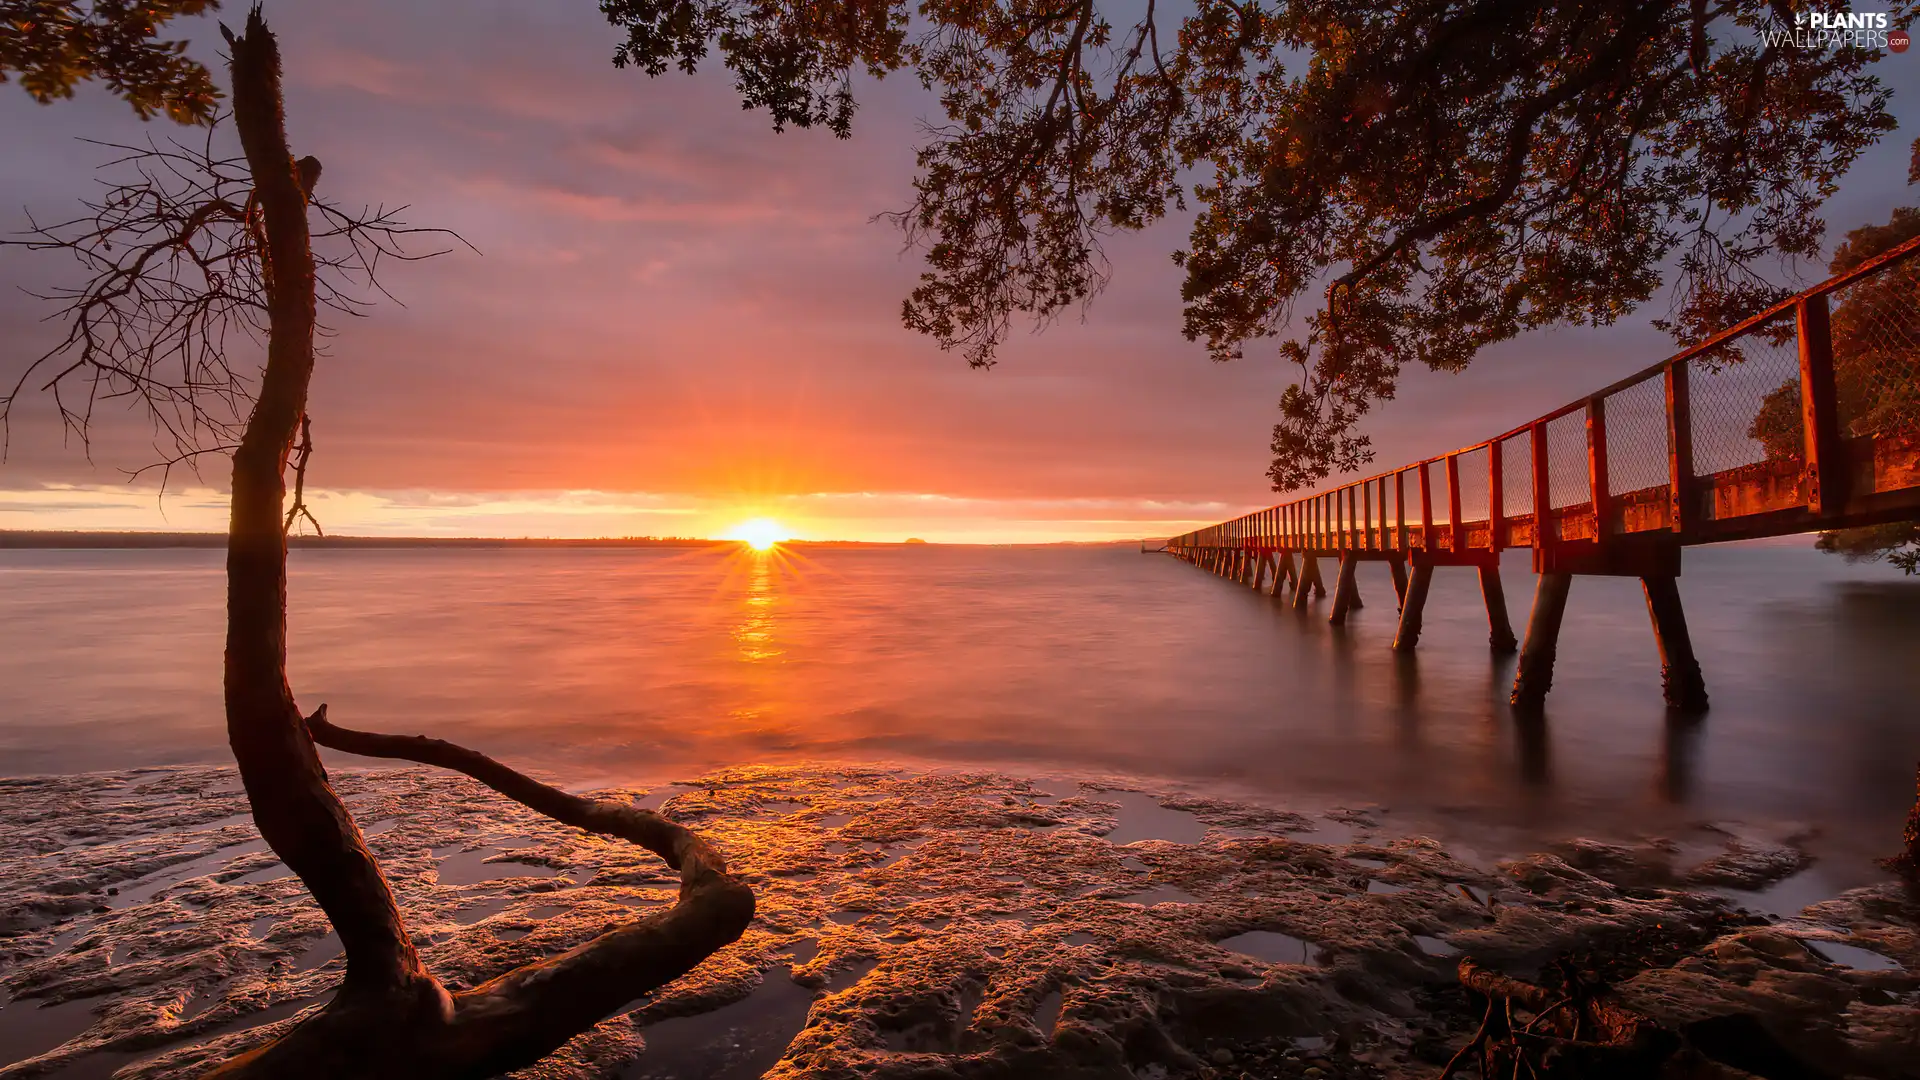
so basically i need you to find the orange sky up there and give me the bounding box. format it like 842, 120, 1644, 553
4, 1, 1918, 542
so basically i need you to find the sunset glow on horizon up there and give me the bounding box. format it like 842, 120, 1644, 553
726, 518, 789, 550
4, 1, 1916, 545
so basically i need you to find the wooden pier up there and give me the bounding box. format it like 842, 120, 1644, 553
1169, 235, 1920, 713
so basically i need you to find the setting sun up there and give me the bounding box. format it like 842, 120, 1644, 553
726, 517, 789, 551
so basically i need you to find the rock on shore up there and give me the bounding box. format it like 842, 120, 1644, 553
0, 765, 1914, 1079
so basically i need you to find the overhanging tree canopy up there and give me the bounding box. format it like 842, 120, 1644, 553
2, 0, 220, 121
603, 0, 1907, 489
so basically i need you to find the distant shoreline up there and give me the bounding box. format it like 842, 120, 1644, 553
0, 530, 1137, 549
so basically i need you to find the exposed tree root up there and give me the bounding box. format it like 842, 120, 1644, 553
1441, 957, 1835, 1080
195, 706, 755, 1079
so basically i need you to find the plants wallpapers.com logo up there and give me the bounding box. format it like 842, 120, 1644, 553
1760, 9, 1908, 50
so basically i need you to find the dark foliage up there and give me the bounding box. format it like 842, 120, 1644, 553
2, 0, 220, 122
1749, 206, 1920, 574
605, 0, 1907, 490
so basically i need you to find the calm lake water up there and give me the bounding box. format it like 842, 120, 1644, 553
2, 542, 1917, 878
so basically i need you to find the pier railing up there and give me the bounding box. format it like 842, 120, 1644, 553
1168, 233, 1920, 712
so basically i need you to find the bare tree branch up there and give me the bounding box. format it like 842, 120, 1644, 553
0, 114, 469, 495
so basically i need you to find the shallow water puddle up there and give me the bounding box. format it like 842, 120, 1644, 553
621, 969, 816, 1080
1217, 931, 1320, 967
785, 937, 820, 965
1366, 880, 1408, 895
451, 897, 512, 926
495, 904, 573, 941
1717, 866, 1848, 921
0, 995, 103, 1068
1119, 884, 1199, 906
436, 846, 562, 886
292, 933, 341, 973
1345, 856, 1388, 869
1801, 939, 1903, 972
1414, 935, 1459, 957
869, 837, 930, 870
105, 838, 271, 908
1308, 816, 1374, 846
46, 992, 337, 1080
630, 793, 667, 813
1101, 791, 1207, 845
1032, 989, 1063, 1038
826, 958, 879, 990
187, 811, 258, 832
229, 860, 295, 886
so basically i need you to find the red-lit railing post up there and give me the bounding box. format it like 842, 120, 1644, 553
1531, 421, 1550, 556
1376, 479, 1389, 551
1797, 294, 1844, 515
1588, 396, 1609, 545
1418, 462, 1435, 551
1395, 470, 1407, 549
1488, 440, 1505, 552
1445, 453, 1464, 552
1666, 357, 1697, 534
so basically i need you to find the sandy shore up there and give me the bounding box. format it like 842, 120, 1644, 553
1, 765, 1916, 1079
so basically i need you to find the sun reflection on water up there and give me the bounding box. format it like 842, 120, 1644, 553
731, 548, 787, 663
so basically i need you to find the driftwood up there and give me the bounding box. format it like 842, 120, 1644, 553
1443, 959, 1676, 1080
1442, 958, 1839, 1080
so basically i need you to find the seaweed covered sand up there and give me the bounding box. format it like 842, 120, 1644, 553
2, 766, 1916, 1079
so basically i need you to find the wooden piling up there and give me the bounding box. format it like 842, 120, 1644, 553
1641, 576, 1708, 713
1389, 555, 1408, 609
1391, 564, 1433, 651
1328, 553, 1360, 625
1274, 551, 1297, 598
1510, 573, 1573, 712
1479, 564, 1519, 653
1251, 552, 1268, 592
1293, 555, 1322, 610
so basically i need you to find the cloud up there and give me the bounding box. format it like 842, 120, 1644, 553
5, 0, 1917, 540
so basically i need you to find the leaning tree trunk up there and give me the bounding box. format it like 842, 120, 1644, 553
218, 2, 433, 1005
205, 11, 753, 1078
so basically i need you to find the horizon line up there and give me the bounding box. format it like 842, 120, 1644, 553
0, 529, 1156, 549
